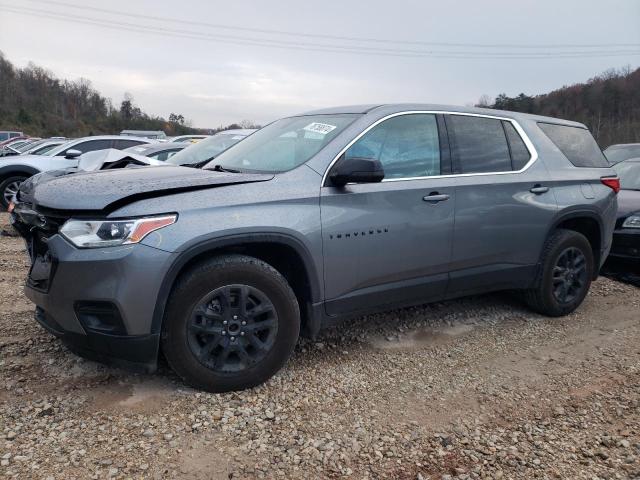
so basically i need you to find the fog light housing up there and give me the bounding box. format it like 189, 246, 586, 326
75, 301, 126, 335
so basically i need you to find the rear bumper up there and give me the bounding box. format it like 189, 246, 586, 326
35, 307, 159, 372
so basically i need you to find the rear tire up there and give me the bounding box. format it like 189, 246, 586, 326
0, 175, 27, 209
524, 229, 594, 316
161, 254, 300, 392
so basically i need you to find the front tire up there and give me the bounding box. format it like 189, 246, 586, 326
0, 175, 27, 209
161, 255, 300, 392
524, 229, 594, 316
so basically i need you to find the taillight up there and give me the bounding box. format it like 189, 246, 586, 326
601, 176, 620, 194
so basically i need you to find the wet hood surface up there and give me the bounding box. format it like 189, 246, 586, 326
31, 166, 274, 212
617, 189, 640, 219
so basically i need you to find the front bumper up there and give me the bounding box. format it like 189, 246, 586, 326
35, 307, 159, 372
609, 228, 640, 260
20, 231, 176, 372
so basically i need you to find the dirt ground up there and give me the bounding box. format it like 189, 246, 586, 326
1, 212, 639, 479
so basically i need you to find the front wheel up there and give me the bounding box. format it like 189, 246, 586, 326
0, 175, 27, 209
161, 255, 300, 392
524, 229, 594, 317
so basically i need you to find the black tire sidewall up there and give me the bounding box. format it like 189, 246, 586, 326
162, 256, 300, 392
0, 175, 27, 209
540, 231, 594, 316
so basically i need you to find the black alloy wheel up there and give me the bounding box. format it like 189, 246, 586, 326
551, 247, 588, 304
187, 284, 278, 373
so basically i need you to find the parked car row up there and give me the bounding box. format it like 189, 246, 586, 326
8, 103, 635, 394
0, 129, 255, 208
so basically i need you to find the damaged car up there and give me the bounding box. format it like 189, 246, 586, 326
10, 104, 618, 392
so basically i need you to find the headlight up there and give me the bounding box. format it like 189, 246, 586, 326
60, 214, 177, 248
623, 214, 640, 229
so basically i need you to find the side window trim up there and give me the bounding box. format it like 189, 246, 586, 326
322, 111, 539, 186
501, 120, 515, 171
442, 114, 461, 175
436, 114, 452, 175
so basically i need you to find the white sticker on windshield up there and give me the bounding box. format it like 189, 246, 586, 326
303, 122, 337, 135
231, 136, 244, 140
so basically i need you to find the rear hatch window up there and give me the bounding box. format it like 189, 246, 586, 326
538, 122, 608, 167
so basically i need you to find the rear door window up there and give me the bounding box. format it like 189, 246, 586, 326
446, 115, 511, 173
113, 139, 147, 149
538, 123, 608, 167
59, 139, 112, 155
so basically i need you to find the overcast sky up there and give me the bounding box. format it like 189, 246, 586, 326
1, 0, 639, 128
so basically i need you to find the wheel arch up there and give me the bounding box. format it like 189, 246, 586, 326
549, 209, 603, 279
0, 165, 40, 207
151, 233, 323, 339
0, 164, 40, 181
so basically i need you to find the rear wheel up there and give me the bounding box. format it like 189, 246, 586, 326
524, 229, 594, 316
0, 175, 27, 209
161, 255, 300, 392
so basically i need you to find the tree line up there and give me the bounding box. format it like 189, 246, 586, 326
478, 66, 640, 147
0, 52, 258, 137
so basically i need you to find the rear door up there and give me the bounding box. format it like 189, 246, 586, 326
445, 113, 557, 295
321, 113, 456, 315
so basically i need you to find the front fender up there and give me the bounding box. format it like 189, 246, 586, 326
148, 231, 323, 336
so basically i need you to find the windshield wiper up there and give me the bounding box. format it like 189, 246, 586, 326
209, 164, 242, 173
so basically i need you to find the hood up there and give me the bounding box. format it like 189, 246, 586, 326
617, 189, 640, 219
31, 166, 274, 213
17, 150, 165, 205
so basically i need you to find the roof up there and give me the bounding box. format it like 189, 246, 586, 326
120, 130, 166, 135
301, 105, 383, 115
299, 103, 586, 128
70, 135, 153, 141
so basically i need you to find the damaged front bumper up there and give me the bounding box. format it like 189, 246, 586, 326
10, 200, 174, 373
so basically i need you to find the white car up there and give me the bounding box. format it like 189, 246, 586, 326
0, 135, 152, 208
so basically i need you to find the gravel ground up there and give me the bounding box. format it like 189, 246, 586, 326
1, 212, 639, 479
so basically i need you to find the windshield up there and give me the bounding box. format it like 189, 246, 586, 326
47, 140, 76, 156
613, 160, 640, 190
17, 140, 40, 152
33, 143, 61, 155
203, 114, 360, 172
167, 133, 249, 166
604, 145, 640, 165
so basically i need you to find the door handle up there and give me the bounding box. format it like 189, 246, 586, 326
422, 192, 450, 203
530, 185, 549, 194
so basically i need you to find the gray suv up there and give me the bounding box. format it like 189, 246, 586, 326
10, 104, 619, 392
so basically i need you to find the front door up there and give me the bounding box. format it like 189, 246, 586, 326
320, 113, 456, 315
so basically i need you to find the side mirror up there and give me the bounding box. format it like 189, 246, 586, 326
65, 149, 82, 159
329, 155, 384, 187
